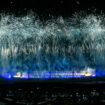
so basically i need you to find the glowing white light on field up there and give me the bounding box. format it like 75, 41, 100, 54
13, 72, 21, 78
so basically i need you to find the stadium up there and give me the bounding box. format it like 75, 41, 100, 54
0, 13, 105, 105
0, 0, 105, 105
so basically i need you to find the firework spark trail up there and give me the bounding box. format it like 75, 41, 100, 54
0, 12, 104, 78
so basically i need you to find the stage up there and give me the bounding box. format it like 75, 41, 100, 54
1, 77, 105, 85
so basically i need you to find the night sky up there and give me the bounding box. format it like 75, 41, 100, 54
0, 0, 104, 17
